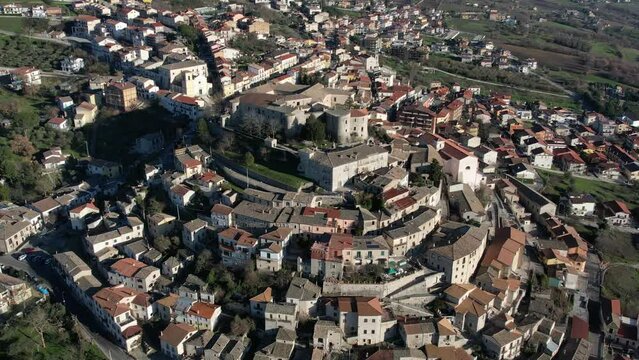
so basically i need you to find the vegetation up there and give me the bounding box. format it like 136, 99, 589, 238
301, 116, 326, 143
595, 229, 639, 264
0, 35, 71, 71
0, 302, 106, 360
538, 169, 639, 210
603, 266, 639, 317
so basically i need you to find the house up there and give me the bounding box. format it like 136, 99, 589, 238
425, 222, 488, 284
601, 200, 631, 226
41, 147, 69, 170
74, 102, 98, 128
31, 197, 62, 223
84, 217, 144, 256
256, 243, 283, 272
313, 319, 347, 352
69, 202, 100, 230
0, 273, 33, 314
91, 286, 150, 351
567, 194, 596, 217
264, 302, 298, 332
87, 159, 122, 178
182, 218, 208, 250
260, 227, 294, 248
446, 284, 496, 333
105, 82, 138, 111
203, 333, 251, 359
480, 227, 526, 277
47, 117, 69, 131
176, 301, 221, 330
482, 328, 524, 360
250, 287, 273, 318
324, 296, 394, 346
107, 258, 160, 292
11, 67, 41, 86
148, 213, 177, 239
210, 203, 233, 228
254, 328, 296, 360
60, 56, 85, 73
218, 228, 258, 267
285, 277, 321, 316
399, 320, 436, 349
169, 184, 195, 208
448, 183, 486, 222
160, 323, 198, 359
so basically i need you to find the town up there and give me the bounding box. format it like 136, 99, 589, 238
0, 0, 637, 360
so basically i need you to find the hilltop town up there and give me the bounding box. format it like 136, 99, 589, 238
0, 0, 638, 360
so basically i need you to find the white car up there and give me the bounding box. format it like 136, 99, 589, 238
18, 254, 27, 261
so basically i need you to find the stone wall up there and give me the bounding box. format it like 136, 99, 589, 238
322, 268, 445, 298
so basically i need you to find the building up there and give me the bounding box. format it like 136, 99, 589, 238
285, 277, 321, 316
264, 302, 298, 332
60, 56, 85, 73
157, 60, 211, 97
601, 200, 631, 226
399, 320, 436, 349
448, 183, 486, 222
160, 323, 198, 359
105, 82, 138, 111
107, 258, 160, 292
299, 144, 389, 191
482, 329, 524, 360
567, 194, 596, 217
182, 218, 208, 250
325, 108, 369, 144
148, 213, 177, 239
0, 273, 33, 313
324, 296, 395, 346
425, 222, 488, 284
11, 67, 41, 86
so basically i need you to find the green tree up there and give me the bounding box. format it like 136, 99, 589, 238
302, 116, 326, 143
196, 119, 212, 144
428, 159, 444, 185
12, 110, 39, 135
177, 24, 199, 52
244, 152, 255, 167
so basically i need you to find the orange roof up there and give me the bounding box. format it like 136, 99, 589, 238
250, 287, 272, 302
186, 301, 219, 319
110, 258, 146, 277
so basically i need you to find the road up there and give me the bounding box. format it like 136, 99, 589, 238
0, 66, 88, 79
0, 252, 132, 360
422, 65, 572, 99
531, 71, 576, 97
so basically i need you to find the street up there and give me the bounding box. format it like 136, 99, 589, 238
0, 251, 133, 360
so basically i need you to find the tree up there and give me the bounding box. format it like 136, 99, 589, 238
230, 315, 255, 336
302, 116, 326, 143
154, 236, 173, 254
177, 24, 199, 52
428, 159, 444, 185
216, 132, 235, 153
196, 118, 212, 145
12, 110, 39, 135
194, 249, 213, 275
244, 152, 255, 167
10, 135, 36, 157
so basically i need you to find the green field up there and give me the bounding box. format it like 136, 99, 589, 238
220, 151, 309, 189
538, 169, 639, 209
0, 16, 25, 32
446, 18, 492, 34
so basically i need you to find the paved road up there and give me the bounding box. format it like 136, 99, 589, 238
0, 66, 88, 79
1, 252, 133, 360
422, 65, 572, 98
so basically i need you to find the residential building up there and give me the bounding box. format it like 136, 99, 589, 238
264, 302, 298, 332
107, 258, 160, 292
285, 277, 321, 316
0, 273, 33, 313
425, 222, 488, 284
160, 323, 198, 359
105, 82, 138, 111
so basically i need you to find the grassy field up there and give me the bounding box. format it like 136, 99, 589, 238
221, 150, 309, 189
603, 266, 639, 317
538, 169, 639, 209
596, 229, 639, 264
446, 18, 493, 34
0, 17, 25, 32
